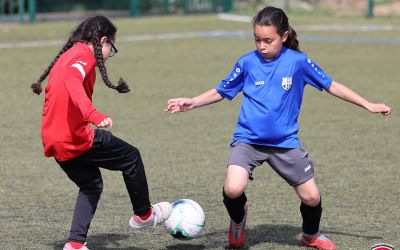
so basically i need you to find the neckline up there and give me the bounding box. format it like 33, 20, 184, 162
256, 47, 286, 65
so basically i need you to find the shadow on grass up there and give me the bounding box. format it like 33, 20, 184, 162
165, 224, 304, 249
321, 228, 383, 240
247, 224, 302, 248
245, 224, 383, 249
203, 224, 382, 249
51, 233, 146, 250
51, 224, 383, 249
165, 243, 206, 249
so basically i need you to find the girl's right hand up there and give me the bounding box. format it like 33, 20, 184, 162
165, 98, 194, 113
97, 117, 113, 128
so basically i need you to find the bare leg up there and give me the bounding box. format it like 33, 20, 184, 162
293, 177, 320, 206
224, 165, 249, 198
294, 177, 322, 235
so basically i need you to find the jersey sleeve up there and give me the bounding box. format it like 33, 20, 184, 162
302, 55, 332, 91
215, 61, 244, 100
64, 54, 107, 126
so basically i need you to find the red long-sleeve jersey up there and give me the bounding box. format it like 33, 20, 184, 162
41, 42, 107, 161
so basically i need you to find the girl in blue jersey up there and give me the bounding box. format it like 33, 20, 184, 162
165, 6, 391, 250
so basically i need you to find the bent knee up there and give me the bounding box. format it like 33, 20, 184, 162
123, 146, 145, 177
126, 144, 140, 160
81, 180, 103, 195
224, 183, 245, 199
300, 193, 321, 206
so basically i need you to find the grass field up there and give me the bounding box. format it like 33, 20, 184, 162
0, 14, 399, 249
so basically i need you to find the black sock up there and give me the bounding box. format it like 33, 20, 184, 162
300, 198, 322, 235
223, 188, 247, 224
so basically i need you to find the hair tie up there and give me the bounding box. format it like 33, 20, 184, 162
116, 78, 130, 93
31, 82, 43, 95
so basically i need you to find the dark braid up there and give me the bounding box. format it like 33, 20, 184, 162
31, 15, 129, 95
253, 6, 300, 52
31, 39, 74, 95
91, 28, 129, 93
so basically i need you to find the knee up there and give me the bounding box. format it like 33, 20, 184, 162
123, 145, 144, 179
94, 181, 104, 194
224, 182, 245, 199
81, 179, 103, 195
92, 178, 104, 194
126, 144, 140, 161
300, 192, 321, 206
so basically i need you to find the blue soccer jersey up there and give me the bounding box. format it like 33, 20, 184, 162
215, 47, 332, 148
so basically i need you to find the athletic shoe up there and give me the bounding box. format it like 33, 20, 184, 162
228, 204, 248, 248
63, 242, 89, 250
301, 233, 337, 250
129, 202, 172, 229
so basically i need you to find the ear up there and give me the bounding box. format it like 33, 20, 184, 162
100, 36, 108, 45
282, 31, 289, 43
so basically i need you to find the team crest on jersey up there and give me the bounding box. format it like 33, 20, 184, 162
281, 77, 292, 90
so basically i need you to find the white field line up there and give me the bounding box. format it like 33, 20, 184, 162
0, 30, 250, 49
1, 15, 400, 49
218, 13, 400, 31
218, 13, 253, 23
0, 39, 64, 49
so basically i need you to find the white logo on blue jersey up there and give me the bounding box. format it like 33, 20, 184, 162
224, 67, 242, 88
281, 77, 292, 90
307, 58, 325, 78
255, 80, 265, 86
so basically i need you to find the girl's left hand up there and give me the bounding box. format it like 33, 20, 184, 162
97, 117, 113, 128
367, 103, 392, 116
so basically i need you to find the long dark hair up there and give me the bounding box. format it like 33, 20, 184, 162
253, 6, 300, 52
31, 15, 129, 95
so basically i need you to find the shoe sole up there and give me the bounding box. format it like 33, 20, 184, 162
301, 240, 336, 250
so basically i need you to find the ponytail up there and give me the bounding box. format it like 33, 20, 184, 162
284, 26, 300, 52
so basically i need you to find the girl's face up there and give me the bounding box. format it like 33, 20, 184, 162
254, 24, 288, 61
100, 36, 117, 60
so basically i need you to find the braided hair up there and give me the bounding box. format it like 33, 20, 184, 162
253, 6, 300, 52
31, 15, 129, 95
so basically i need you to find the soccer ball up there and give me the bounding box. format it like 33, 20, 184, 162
164, 199, 205, 239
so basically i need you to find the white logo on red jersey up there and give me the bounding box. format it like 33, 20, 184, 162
76, 60, 87, 66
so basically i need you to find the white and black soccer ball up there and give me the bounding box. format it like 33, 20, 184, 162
164, 199, 205, 239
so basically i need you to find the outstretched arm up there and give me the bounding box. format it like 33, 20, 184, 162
165, 88, 224, 113
326, 81, 391, 116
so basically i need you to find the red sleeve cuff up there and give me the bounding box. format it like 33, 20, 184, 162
89, 112, 108, 126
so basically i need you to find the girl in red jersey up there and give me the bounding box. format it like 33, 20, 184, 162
32, 16, 171, 250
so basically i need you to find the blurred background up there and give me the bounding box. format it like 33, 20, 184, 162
0, 0, 399, 24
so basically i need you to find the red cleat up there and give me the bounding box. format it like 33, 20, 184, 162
301, 233, 337, 250
228, 204, 248, 249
